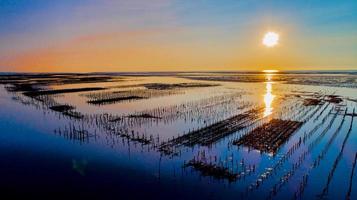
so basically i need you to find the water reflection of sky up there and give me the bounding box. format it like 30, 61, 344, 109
263, 74, 275, 117
0, 74, 357, 199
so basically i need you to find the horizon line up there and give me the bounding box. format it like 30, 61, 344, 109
1, 69, 357, 75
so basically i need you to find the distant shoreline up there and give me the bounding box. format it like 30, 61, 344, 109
1, 70, 357, 76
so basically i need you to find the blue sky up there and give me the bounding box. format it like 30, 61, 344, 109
0, 0, 356, 72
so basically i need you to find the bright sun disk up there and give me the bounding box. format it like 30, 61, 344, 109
263, 32, 279, 47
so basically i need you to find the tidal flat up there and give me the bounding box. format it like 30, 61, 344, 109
0, 71, 356, 199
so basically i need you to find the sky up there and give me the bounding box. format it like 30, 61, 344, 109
0, 0, 356, 72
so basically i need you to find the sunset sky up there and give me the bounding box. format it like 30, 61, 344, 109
1, 0, 356, 72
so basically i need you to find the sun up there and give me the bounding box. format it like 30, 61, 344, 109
263, 32, 279, 47
262, 69, 279, 73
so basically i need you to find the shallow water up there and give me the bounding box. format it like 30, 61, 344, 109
0, 72, 356, 199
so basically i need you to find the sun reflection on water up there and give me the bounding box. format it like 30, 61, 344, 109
263, 74, 275, 117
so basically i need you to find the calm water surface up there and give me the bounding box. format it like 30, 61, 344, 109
0, 73, 356, 199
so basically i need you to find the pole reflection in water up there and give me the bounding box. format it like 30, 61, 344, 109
263, 74, 275, 117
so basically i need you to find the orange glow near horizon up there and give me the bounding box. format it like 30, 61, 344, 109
1, 28, 354, 72
1, 28, 353, 72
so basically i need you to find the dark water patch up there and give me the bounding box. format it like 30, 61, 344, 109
85, 89, 180, 105
183, 75, 266, 83
325, 95, 343, 104
183, 150, 256, 183
23, 87, 105, 97
49, 105, 83, 119
0, 74, 123, 86
107, 113, 162, 124
143, 83, 220, 90
50, 105, 75, 112
127, 113, 162, 119
303, 94, 344, 107
5, 83, 36, 92
303, 98, 323, 106
184, 160, 239, 182
88, 96, 146, 105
